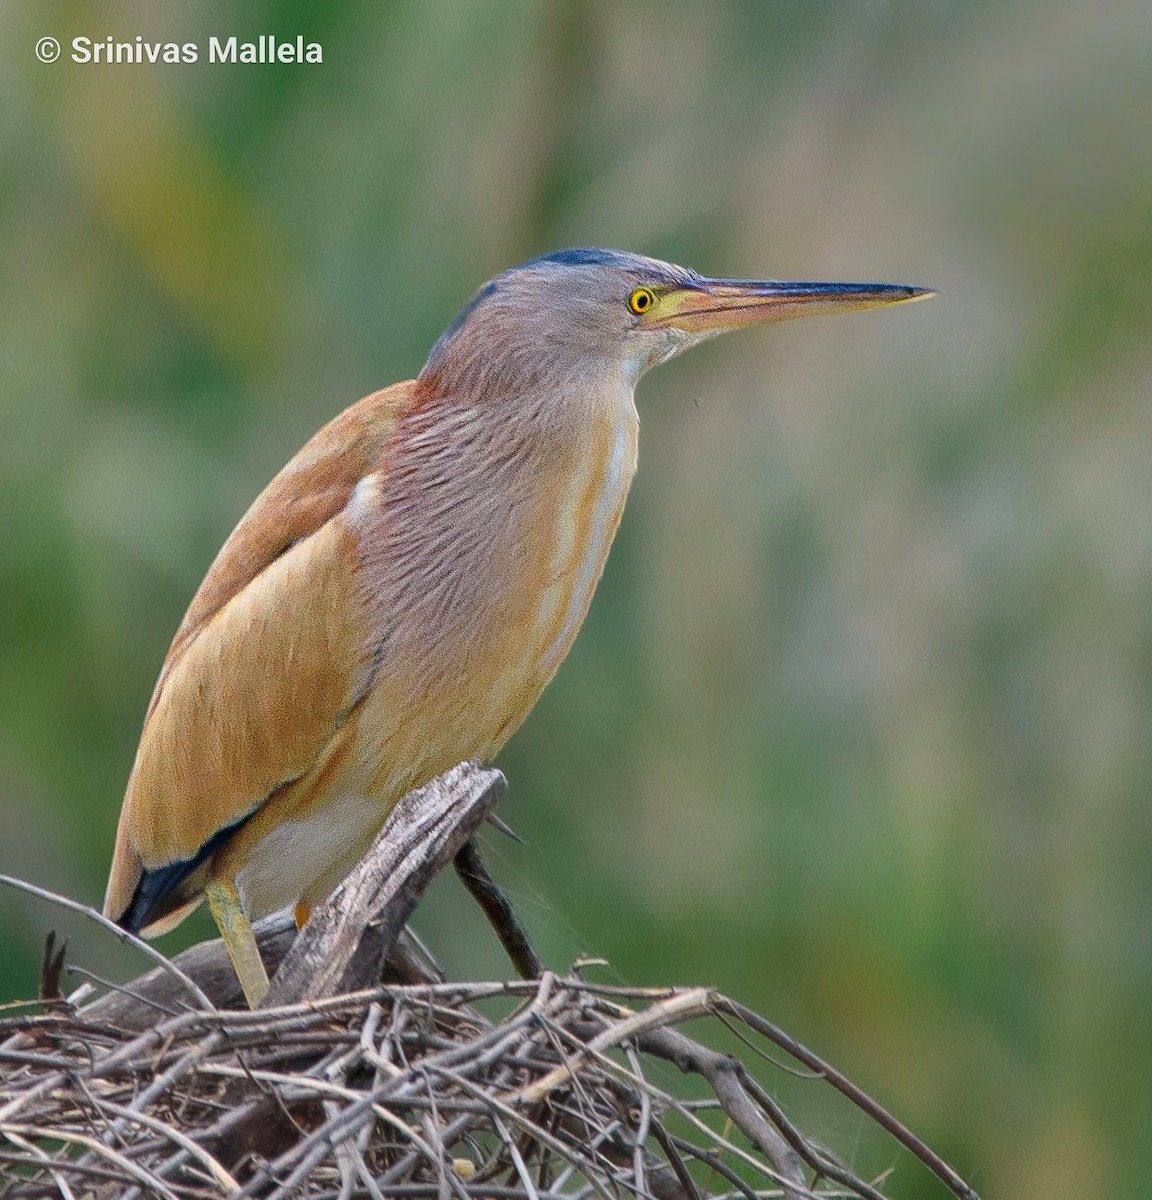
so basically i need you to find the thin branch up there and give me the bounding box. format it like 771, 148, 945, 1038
0, 874, 214, 1010
510, 989, 713, 1105
0, 1122, 182, 1199
0, 760, 979, 1200
719, 999, 979, 1200
453, 839, 544, 980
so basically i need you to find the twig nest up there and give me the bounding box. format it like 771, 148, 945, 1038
0, 971, 975, 1199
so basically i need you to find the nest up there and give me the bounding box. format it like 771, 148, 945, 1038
0, 765, 979, 1200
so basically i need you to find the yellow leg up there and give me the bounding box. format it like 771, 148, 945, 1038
294, 900, 311, 930
205, 877, 269, 1008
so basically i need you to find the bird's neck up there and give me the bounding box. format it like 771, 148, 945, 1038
414, 348, 635, 449
370, 365, 638, 643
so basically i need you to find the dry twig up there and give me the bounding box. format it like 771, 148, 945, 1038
0, 762, 980, 1200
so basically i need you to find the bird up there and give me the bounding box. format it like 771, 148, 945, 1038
103, 248, 931, 1007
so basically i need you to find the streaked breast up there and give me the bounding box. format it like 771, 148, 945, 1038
534, 404, 638, 679
348, 384, 639, 773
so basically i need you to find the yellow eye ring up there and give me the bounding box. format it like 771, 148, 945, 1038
628, 287, 656, 315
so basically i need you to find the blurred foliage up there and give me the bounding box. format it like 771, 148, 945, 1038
2, 1, 1151, 1196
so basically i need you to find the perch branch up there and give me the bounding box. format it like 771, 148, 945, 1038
0, 759, 981, 1200
263, 761, 506, 1006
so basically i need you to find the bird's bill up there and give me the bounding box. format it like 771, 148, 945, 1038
650, 278, 934, 333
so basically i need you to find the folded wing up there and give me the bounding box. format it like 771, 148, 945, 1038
103, 383, 412, 930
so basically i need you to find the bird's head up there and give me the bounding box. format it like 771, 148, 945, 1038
420, 248, 932, 396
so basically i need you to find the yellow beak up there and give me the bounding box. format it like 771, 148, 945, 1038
650, 277, 934, 333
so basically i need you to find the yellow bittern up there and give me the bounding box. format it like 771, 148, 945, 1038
103, 248, 930, 1006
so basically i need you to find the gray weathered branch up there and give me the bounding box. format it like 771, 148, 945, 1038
0, 761, 980, 1200
264, 760, 505, 1005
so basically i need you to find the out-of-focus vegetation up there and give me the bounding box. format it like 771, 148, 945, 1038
2, 2, 1150, 1195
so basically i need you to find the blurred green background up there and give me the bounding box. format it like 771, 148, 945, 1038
2, 1, 1151, 1195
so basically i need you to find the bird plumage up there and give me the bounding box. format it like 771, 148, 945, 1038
102, 248, 930, 1000
106, 342, 638, 934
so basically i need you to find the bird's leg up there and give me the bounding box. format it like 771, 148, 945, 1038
453, 839, 544, 980
204, 877, 269, 1008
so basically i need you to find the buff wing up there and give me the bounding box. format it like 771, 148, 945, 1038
102, 383, 412, 932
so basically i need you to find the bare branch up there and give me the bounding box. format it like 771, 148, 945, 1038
0, 873, 214, 1010
0, 761, 979, 1200
264, 762, 506, 1005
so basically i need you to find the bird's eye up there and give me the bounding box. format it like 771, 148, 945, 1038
628, 287, 656, 315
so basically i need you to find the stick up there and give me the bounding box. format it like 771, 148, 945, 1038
263, 762, 506, 1006
453, 839, 544, 980
0, 874, 213, 1011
